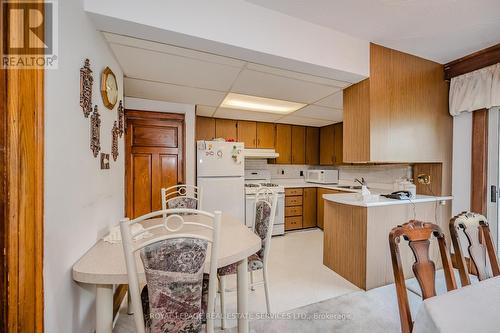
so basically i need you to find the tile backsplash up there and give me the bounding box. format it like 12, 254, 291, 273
244, 159, 412, 186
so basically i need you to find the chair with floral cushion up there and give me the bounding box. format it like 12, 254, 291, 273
120, 208, 221, 333
161, 185, 202, 212
217, 188, 277, 329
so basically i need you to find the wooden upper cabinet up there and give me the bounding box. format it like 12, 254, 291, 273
275, 124, 292, 164
291, 126, 306, 164
320, 125, 335, 165
343, 79, 370, 162
303, 187, 317, 228
305, 127, 319, 165
215, 118, 237, 140
256, 122, 275, 148
333, 123, 343, 164
237, 120, 257, 148
196, 116, 215, 141
342, 43, 450, 164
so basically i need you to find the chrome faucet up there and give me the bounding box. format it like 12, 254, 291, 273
355, 177, 366, 186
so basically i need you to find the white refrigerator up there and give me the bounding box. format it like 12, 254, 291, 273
197, 141, 245, 222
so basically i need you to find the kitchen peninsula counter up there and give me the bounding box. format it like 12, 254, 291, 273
322, 193, 452, 290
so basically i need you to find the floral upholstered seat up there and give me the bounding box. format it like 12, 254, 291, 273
217, 200, 270, 276
140, 237, 208, 333
166, 197, 198, 210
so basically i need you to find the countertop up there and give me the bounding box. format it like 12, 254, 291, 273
322, 192, 453, 207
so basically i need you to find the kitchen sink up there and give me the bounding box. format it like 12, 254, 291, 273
335, 185, 364, 190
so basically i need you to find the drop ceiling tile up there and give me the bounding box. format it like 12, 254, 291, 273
196, 105, 217, 117
276, 115, 335, 127
231, 69, 340, 104
214, 107, 282, 122
124, 78, 225, 106
111, 44, 242, 91
103, 32, 245, 68
315, 91, 343, 109
292, 105, 343, 121
246, 63, 349, 88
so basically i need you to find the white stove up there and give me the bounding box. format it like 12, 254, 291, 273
244, 170, 285, 236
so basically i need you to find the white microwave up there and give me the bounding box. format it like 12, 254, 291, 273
305, 170, 339, 184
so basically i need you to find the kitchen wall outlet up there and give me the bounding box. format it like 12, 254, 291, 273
417, 174, 431, 185
281, 169, 285, 175
300, 170, 304, 176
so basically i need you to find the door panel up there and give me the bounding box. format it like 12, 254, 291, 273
291, 126, 306, 164
275, 124, 292, 164
257, 122, 275, 148
333, 123, 343, 164
237, 120, 257, 148
306, 127, 319, 165
215, 118, 237, 140
196, 116, 216, 141
132, 154, 152, 217
126, 111, 185, 218
303, 188, 317, 228
320, 125, 335, 165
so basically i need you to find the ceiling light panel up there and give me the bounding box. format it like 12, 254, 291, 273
220, 93, 306, 114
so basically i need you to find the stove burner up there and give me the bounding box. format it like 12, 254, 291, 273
260, 183, 279, 187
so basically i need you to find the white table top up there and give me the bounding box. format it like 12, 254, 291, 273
322, 193, 453, 207
72, 213, 261, 285
413, 276, 500, 333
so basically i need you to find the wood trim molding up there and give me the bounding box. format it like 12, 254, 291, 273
471, 109, 488, 215
444, 43, 500, 80
2, 1, 45, 331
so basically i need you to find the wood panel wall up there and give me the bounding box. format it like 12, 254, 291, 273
2, 1, 45, 330
343, 78, 370, 163
471, 109, 488, 215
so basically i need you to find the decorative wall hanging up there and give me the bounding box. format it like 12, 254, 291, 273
117, 100, 124, 137
111, 121, 119, 161
101, 66, 118, 110
90, 105, 101, 158
79, 58, 93, 118
100, 153, 110, 169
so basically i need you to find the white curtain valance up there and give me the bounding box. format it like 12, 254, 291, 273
449, 62, 500, 116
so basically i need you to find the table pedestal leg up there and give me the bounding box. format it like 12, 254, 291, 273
237, 259, 249, 333
96, 284, 113, 333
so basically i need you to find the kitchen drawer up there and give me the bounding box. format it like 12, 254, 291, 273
285, 196, 303, 206
285, 216, 303, 230
285, 206, 303, 217
285, 188, 303, 196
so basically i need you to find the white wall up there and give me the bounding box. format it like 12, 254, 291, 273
451, 112, 472, 215
44, 1, 124, 332
125, 97, 196, 186
84, 0, 369, 83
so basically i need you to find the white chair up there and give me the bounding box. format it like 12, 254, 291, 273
161, 185, 203, 211
120, 208, 221, 333
217, 188, 277, 329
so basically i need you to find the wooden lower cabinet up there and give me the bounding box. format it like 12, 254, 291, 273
303, 188, 317, 228
316, 188, 343, 229
285, 216, 303, 230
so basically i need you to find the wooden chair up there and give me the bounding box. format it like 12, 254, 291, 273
389, 220, 457, 333
449, 211, 500, 286
120, 208, 221, 333
217, 187, 277, 329
161, 184, 203, 211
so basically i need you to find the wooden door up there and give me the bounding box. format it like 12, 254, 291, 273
126, 111, 185, 218
215, 118, 237, 140
305, 127, 319, 165
333, 123, 343, 164
275, 124, 292, 164
196, 116, 215, 140
237, 120, 257, 148
291, 126, 306, 164
303, 188, 317, 228
320, 125, 335, 165
256, 122, 275, 148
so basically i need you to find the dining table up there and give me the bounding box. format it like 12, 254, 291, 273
72, 213, 261, 333
412, 275, 500, 333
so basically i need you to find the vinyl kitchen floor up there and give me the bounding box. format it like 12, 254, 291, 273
114, 228, 359, 331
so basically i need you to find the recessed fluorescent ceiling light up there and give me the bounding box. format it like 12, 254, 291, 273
220, 93, 306, 114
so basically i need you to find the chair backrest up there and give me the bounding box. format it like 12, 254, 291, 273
161, 185, 203, 211
120, 208, 220, 333
252, 188, 278, 265
449, 211, 500, 286
389, 220, 457, 333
